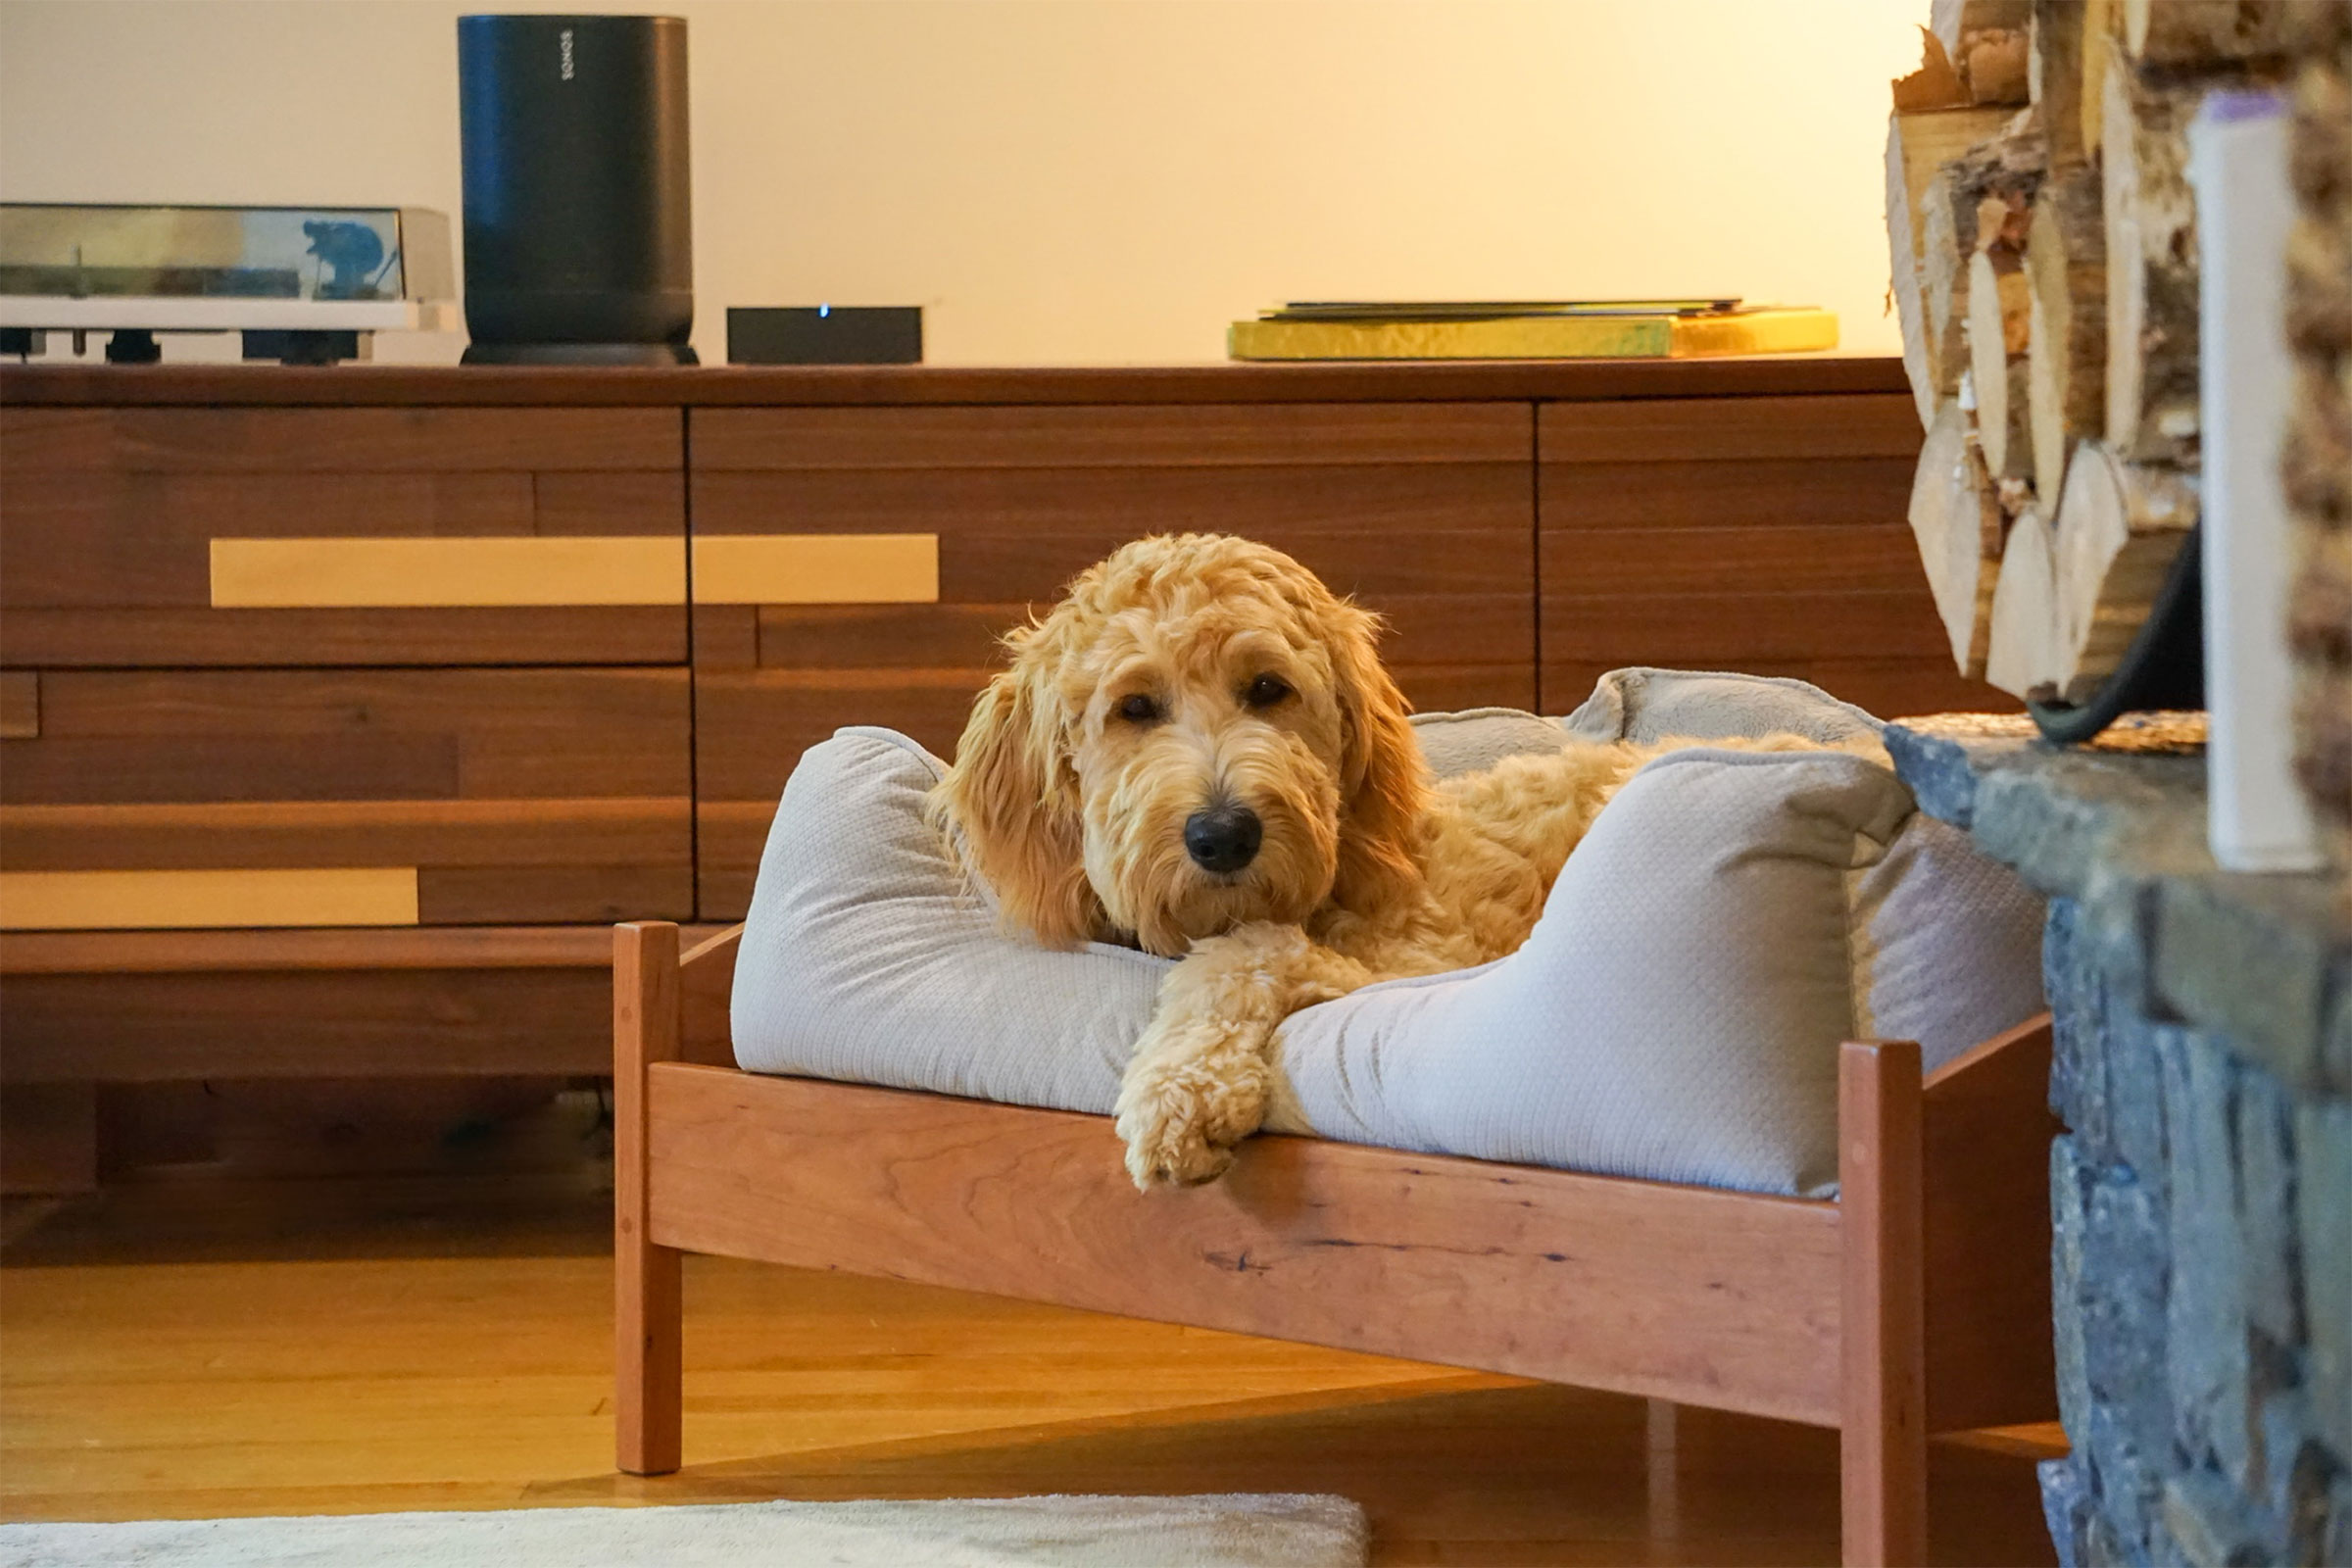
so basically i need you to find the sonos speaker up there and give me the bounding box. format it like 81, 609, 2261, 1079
458, 14, 696, 366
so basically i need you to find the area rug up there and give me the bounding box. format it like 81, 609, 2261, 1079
0, 1493, 1367, 1567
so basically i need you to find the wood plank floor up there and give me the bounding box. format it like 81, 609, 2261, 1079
0, 1166, 2060, 1566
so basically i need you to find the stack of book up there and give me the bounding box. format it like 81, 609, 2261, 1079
1226, 299, 1838, 361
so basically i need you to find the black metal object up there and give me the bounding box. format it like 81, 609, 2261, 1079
102, 329, 160, 365
0, 328, 44, 359
458, 14, 695, 366
727, 307, 924, 366
2027, 523, 2206, 745
241, 329, 365, 366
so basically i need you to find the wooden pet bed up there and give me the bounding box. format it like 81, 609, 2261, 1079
612, 920, 2059, 1567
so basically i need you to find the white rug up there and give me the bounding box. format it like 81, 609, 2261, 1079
0, 1493, 1367, 1567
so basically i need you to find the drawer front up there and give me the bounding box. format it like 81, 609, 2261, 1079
1537, 394, 2009, 719
0, 667, 691, 927
689, 403, 1536, 917
0, 408, 686, 666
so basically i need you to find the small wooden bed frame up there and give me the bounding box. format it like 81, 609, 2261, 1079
612, 920, 2058, 1567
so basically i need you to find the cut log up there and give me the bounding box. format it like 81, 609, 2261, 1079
2121, 0, 2297, 65
1985, 504, 2063, 699
2103, 56, 2208, 466
1886, 107, 2015, 424
2048, 441, 2199, 699
1969, 246, 2035, 481
2028, 168, 2108, 508
2029, 0, 2088, 170
1933, 0, 2033, 104
2082, 0, 2116, 161
1908, 402, 2007, 677
1920, 169, 1975, 416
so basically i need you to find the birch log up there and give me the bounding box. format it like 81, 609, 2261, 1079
2102, 56, 2207, 466
2049, 441, 2199, 699
1985, 505, 2063, 699
1933, 0, 2033, 103
2030, 0, 2088, 170
1970, 244, 2035, 481
2120, 0, 2297, 65
1887, 107, 2014, 423
1908, 401, 2007, 677
2028, 168, 2108, 507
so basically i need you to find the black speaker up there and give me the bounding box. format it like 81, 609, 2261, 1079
458, 14, 696, 366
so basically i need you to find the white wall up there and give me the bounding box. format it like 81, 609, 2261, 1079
0, 0, 1921, 366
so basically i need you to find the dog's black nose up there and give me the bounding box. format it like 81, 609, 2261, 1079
1183, 804, 1262, 874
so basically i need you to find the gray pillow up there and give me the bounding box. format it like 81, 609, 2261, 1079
731, 673, 2047, 1197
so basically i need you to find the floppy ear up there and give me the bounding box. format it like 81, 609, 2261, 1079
1325, 601, 1429, 914
927, 645, 1104, 949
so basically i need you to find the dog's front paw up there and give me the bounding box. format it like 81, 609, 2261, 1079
1113, 1043, 1266, 1192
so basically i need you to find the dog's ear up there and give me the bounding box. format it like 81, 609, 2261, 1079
1326, 601, 1429, 914
928, 638, 1104, 949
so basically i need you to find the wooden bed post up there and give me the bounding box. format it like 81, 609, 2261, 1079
615, 920, 684, 1475
1838, 1039, 1927, 1568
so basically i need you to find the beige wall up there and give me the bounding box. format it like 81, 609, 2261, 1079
0, 0, 1919, 366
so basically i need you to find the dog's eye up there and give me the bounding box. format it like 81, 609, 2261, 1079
1117, 693, 1161, 723
1244, 674, 1292, 709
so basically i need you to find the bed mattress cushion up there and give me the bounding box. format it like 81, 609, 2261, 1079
730, 669, 2046, 1196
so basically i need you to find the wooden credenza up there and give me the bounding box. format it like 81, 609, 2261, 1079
0, 358, 2002, 1181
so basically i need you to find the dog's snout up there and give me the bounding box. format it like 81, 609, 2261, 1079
1183, 804, 1262, 874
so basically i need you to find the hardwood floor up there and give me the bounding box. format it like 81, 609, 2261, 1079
0, 1164, 2060, 1566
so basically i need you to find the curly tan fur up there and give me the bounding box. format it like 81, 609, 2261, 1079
930, 534, 1881, 1190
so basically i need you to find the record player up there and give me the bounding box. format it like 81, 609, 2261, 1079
0, 203, 456, 365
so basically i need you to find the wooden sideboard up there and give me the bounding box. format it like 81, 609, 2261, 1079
0, 358, 2004, 1186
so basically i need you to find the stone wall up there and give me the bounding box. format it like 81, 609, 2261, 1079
1886, 715, 2348, 1568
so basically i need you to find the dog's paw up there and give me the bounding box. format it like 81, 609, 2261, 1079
1113, 1048, 1265, 1192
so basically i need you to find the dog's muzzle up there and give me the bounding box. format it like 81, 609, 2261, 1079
1182, 803, 1262, 874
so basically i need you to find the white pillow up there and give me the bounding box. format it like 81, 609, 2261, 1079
731, 675, 2046, 1196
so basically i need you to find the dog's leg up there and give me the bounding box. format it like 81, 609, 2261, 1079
1114, 922, 1370, 1191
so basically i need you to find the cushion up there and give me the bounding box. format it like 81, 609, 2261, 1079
731, 671, 2047, 1197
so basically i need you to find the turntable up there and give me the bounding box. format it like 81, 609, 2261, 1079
0, 203, 456, 365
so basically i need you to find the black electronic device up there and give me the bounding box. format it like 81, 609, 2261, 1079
458, 14, 695, 366
727, 306, 923, 366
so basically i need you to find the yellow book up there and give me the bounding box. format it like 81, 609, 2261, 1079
1227, 306, 1838, 361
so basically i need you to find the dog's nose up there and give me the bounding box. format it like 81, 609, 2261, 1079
1183, 804, 1262, 874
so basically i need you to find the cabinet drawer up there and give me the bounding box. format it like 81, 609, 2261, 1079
686, 404, 1538, 918
0, 667, 691, 927
0, 408, 685, 666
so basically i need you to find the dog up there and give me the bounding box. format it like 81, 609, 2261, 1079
928, 533, 1879, 1190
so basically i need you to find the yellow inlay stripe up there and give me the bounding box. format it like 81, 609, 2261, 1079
209, 537, 687, 608
0, 868, 420, 931
691, 533, 938, 605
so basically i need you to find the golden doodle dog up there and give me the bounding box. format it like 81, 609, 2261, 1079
929, 533, 1879, 1191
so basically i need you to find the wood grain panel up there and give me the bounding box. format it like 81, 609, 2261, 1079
0, 1082, 95, 1194
0, 409, 686, 665
691, 534, 937, 605
1539, 660, 2016, 722
31, 669, 689, 797
646, 1066, 1846, 1427
415, 864, 695, 926
1545, 527, 1928, 598
0, 607, 686, 668
692, 404, 1530, 470
1, 673, 37, 739
209, 536, 684, 609
1, 667, 691, 924
1541, 592, 1951, 665
695, 803, 775, 920
1539, 458, 1919, 532
693, 468, 1530, 597
0, 868, 419, 931
0, 799, 690, 872
0, 924, 688, 972
1538, 395, 1920, 464
0, 967, 613, 1080
0, 734, 461, 806
0, 408, 680, 473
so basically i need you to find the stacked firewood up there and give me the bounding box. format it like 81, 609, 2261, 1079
1885, 0, 2302, 705
2285, 4, 2352, 873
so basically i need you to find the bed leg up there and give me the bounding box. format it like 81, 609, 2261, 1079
616, 921, 684, 1476
1838, 1039, 1927, 1568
